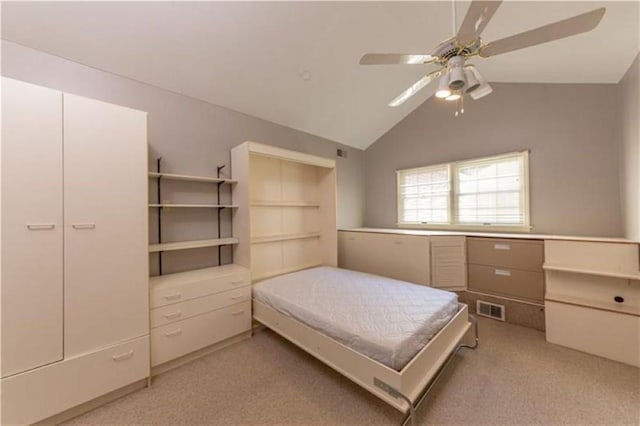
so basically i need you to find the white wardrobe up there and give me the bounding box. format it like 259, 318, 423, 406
1, 77, 149, 424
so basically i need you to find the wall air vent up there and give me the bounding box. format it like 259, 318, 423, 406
476, 300, 505, 321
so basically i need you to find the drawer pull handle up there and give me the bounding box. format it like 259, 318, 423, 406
394, 241, 403, 245
231, 295, 244, 300
164, 328, 182, 337
230, 280, 245, 285
163, 311, 182, 319
72, 223, 96, 230
112, 350, 134, 362
614, 296, 625, 303
495, 269, 511, 277
494, 243, 511, 250
231, 310, 245, 316
27, 224, 55, 230
164, 293, 181, 301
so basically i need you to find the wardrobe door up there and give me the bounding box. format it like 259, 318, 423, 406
1, 78, 63, 376
63, 94, 148, 357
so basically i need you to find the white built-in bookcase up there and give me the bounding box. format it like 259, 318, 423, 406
231, 141, 337, 281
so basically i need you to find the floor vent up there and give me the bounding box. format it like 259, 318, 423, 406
476, 300, 506, 321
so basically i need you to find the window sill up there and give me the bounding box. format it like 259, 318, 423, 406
397, 222, 532, 233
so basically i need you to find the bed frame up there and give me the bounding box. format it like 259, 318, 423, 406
253, 299, 478, 425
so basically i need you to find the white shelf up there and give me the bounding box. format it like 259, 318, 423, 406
149, 171, 236, 184
149, 204, 238, 209
149, 264, 248, 287
546, 293, 640, 317
250, 201, 320, 207
149, 237, 239, 253
543, 264, 640, 281
251, 233, 321, 244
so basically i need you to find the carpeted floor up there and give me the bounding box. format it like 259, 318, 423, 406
66, 318, 640, 425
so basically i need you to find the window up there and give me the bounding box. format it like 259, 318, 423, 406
397, 151, 530, 231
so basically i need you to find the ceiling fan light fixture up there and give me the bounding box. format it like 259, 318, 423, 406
464, 68, 480, 93
435, 73, 452, 99
447, 56, 466, 90
445, 92, 461, 101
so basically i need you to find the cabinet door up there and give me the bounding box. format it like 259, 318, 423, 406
1, 78, 63, 377
63, 94, 148, 357
431, 236, 467, 290
338, 231, 430, 285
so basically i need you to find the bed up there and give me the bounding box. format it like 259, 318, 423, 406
252, 266, 478, 425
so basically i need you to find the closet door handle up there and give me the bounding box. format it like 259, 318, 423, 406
72, 223, 96, 230
27, 224, 55, 230
494, 243, 511, 250
164, 328, 182, 337
164, 293, 181, 301
112, 350, 134, 362
163, 311, 182, 320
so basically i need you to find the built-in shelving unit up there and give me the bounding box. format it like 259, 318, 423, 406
147, 158, 250, 374
150, 159, 237, 275
231, 141, 337, 282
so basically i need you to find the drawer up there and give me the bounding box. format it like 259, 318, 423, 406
150, 286, 251, 328
151, 266, 250, 308
467, 237, 544, 272
151, 301, 251, 367
1, 335, 149, 425
468, 264, 544, 303
546, 301, 640, 367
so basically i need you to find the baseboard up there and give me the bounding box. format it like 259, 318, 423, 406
151, 331, 252, 377
34, 379, 148, 425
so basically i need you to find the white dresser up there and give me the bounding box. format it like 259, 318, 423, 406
150, 264, 251, 369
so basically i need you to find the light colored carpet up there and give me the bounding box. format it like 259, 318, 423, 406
66, 318, 640, 425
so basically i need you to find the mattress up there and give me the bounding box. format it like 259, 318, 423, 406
253, 266, 459, 370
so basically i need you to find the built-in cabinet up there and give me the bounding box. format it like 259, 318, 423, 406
338, 231, 466, 289
1, 77, 149, 424
544, 240, 640, 367
467, 237, 544, 304
147, 160, 250, 371
232, 142, 337, 281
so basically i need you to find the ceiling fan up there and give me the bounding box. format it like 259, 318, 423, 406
360, 1, 606, 111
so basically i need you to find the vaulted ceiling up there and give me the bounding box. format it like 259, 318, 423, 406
2, 1, 638, 149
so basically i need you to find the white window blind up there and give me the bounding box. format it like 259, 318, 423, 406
397, 151, 530, 230
455, 155, 526, 225
397, 165, 450, 224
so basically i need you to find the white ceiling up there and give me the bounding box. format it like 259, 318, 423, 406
2, 1, 638, 149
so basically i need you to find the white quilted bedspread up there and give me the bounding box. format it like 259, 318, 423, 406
253, 266, 458, 371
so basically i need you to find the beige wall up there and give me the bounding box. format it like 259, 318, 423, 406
1, 41, 365, 274
364, 82, 623, 237
619, 54, 640, 240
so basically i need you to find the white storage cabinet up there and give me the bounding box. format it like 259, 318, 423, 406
1, 77, 149, 424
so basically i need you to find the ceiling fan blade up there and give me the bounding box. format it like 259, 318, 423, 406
479, 7, 605, 58
456, 1, 502, 47
388, 68, 445, 107
360, 53, 436, 65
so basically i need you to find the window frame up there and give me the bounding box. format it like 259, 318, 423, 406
396, 151, 531, 232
